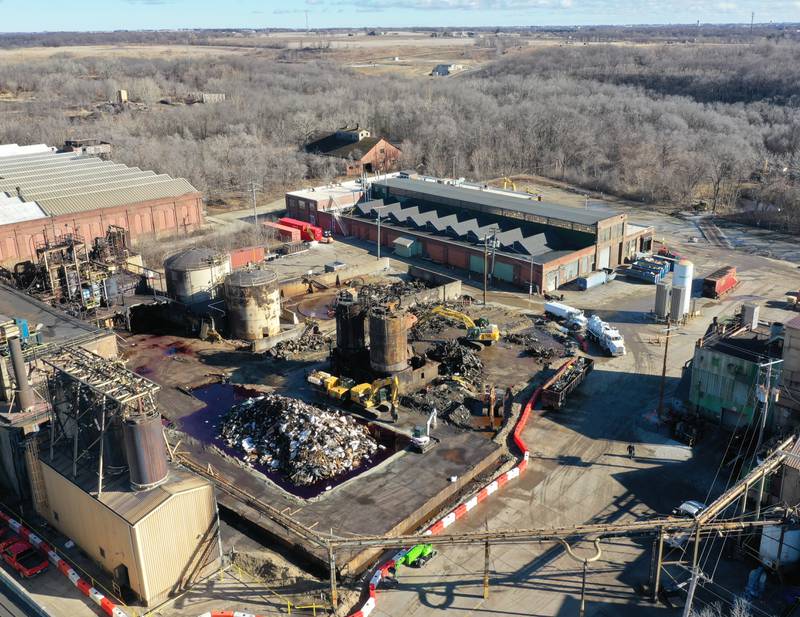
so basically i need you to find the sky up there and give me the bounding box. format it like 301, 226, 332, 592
0, 0, 798, 32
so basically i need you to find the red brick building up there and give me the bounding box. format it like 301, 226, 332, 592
0, 145, 204, 265
305, 126, 401, 176
287, 174, 653, 292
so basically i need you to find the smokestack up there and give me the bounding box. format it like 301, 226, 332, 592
8, 337, 34, 412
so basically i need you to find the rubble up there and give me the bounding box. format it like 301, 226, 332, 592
357, 279, 431, 306
503, 332, 558, 361
268, 322, 331, 360
400, 382, 474, 428
218, 393, 378, 486
427, 340, 484, 385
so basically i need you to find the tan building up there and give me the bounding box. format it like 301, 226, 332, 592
37, 452, 221, 606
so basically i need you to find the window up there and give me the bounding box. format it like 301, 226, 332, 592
99, 547, 106, 558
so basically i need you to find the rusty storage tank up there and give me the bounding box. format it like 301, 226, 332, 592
164, 247, 231, 305
123, 414, 169, 491
336, 300, 368, 355
223, 268, 281, 340
95, 410, 128, 475
369, 306, 408, 374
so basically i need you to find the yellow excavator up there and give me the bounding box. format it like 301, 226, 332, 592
501, 176, 517, 191
307, 371, 399, 418
429, 306, 500, 345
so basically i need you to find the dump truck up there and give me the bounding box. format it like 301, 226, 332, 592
541, 356, 594, 410
544, 301, 587, 329
586, 315, 626, 356
702, 266, 739, 299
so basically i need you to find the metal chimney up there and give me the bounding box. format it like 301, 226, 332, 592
8, 337, 34, 412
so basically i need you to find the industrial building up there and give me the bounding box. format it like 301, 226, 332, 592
688, 304, 787, 430
287, 174, 653, 292
0, 143, 204, 266
0, 282, 221, 608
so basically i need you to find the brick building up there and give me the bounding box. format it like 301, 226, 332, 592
304, 126, 401, 176
286, 173, 653, 292
0, 144, 204, 266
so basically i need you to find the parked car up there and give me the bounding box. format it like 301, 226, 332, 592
0, 539, 49, 578
665, 500, 708, 549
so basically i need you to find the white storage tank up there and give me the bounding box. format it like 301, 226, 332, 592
670, 286, 688, 322
223, 268, 281, 341
672, 259, 694, 317
164, 248, 231, 305
759, 525, 800, 569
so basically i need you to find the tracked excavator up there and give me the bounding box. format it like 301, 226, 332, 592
427, 306, 500, 346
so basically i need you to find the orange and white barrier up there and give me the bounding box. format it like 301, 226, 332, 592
0, 511, 128, 617
346, 386, 542, 617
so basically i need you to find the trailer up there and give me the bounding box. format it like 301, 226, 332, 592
544, 301, 588, 329
702, 266, 739, 299
541, 356, 594, 410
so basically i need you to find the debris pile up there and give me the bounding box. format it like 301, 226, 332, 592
427, 340, 484, 385
218, 393, 378, 485
401, 382, 474, 428
357, 280, 430, 306
407, 302, 468, 341
549, 357, 590, 393
268, 322, 331, 360
504, 332, 558, 361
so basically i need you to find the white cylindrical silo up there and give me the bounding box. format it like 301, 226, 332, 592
672, 259, 694, 317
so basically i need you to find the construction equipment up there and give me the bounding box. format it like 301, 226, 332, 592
501, 176, 516, 191
411, 409, 437, 452
429, 306, 500, 345
307, 371, 399, 417
397, 543, 437, 568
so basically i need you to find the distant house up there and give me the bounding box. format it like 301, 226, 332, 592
431, 63, 464, 77
304, 126, 401, 176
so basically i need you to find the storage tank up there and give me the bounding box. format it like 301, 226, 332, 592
123, 414, 169, 491
742, 303, 760, 331
672, 259, 694, 317
759, 525, 800, 568
99, 415, 128, 476
223, 268, 281, 341
369, 306, 408, 374
654, 282, 672, 320
164, 248, 231, 305
670, 285, 688, 322
336, 301, 368, 355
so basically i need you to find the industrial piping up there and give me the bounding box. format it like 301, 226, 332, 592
0, 510, 128, 617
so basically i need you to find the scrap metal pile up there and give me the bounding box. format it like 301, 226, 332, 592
218, 393, 378, 486
503, 332, 559, 361
357, 280, 430, 306
268, 322, 331, 360
401, 382, 474, 429
427, 340, 484, 385
408, 302, 467, 341
549, 357, 590, 394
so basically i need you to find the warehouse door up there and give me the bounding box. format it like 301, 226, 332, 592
598, 246, 611, 270
545, 270, 559, 292
469, 254, 485, 274
493, 261, 514, 283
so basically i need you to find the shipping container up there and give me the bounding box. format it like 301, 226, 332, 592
229, 246, 265, 269
576, 269, 615, 291
278, 217, 323, 242
702, 266, 739, 299
263, 221, 301, 243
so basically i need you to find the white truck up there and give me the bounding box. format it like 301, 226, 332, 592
586, 315, 626, 356
544, 301, 588, 330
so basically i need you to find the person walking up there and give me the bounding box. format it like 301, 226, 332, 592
627, 444, 636, 460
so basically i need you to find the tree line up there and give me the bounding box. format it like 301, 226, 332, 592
0, 42, 797, 228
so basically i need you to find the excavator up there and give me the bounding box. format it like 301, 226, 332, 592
501, 176, 516, 191
307, 371, 399, 418
428, 306, 500, 345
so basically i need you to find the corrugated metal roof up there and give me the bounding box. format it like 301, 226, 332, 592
0, 146, 199, 218
0, 194, 46, 224
376, 177, 616, 227
0, 144, 54, 158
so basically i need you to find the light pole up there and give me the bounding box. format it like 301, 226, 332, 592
374, 205, 388, 261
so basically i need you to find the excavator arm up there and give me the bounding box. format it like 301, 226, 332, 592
431, 306, 477, 329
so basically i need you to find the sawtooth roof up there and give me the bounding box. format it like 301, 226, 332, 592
0, 146, 199, 219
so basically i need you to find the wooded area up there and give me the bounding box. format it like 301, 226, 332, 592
0, 39, 797, 227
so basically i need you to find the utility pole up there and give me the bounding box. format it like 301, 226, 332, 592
755, 359, 782, 519
483, 233, 489, 305
529, 255, 535, 307
657, 319, 674, 419
248, 181, 262, 241
681, 567, 700, 617
489, 227, 498, 286
328, 545, 338, 608
483, 518, 490, 600
374, 205, 387, 261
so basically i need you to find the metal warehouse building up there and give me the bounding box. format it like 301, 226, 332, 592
0, 144, 204, 266
287, 174, 653, 292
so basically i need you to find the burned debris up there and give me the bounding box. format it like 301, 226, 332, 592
427, 340, 484, 385
267, 322, 331, 360
219, 393, 378, 486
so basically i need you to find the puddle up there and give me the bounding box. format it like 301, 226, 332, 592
181, 383, 407, 499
